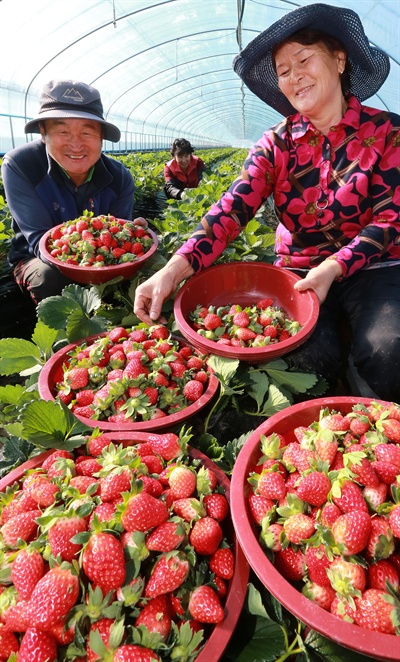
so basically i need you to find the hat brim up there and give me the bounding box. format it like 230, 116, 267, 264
24, 109, 121, 143
233, 3, 390, 117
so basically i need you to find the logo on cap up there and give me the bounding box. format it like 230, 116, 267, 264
61, 88, 85, 103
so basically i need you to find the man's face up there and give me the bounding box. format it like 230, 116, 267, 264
40, 118, 103, 185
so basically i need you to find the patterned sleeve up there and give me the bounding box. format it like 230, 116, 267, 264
176, 140, 275, 272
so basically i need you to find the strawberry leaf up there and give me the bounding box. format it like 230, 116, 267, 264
19, 399, 92, 449
0, 337, 41, 375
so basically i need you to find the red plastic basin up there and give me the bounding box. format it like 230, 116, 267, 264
174, 262, 319, 363
230, 396, 399, 661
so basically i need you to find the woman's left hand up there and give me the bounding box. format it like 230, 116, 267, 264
293, 259, 343, 304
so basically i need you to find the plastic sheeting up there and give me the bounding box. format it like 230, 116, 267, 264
1, 0, 399, 153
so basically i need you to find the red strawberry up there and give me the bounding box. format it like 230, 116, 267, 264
0, 492, 39, 525
183, 380, 204, 402
86, 617, 114, 662
147, 433, 182, 460
319, 502, 342, 527
75, 389, 95, 406
135, 594, 171, 641
367, 559, 399, 591
89, 502, 116, 526
11, 548, 45, 600
69, 475, 99, 494
374, 443, 400, 469
149, 324, 170, 340
145, 552, 189, 597
203, 493, 229, 522
188, 585, 224, 623
319, 413, 350, 432
146, 520, 186, 552
233, 311, 250, 327
209, 547, 234, 580
380, 418, 400, 443
257, 297, 274, 309
331, 509, 372, 556
65, 367, 89, 390
362, 482, 388, 511
343, 450, 379, 488
25, 476, 59, 507
255, 471, 286, 500
189, 517, 223, 555
75, 456, 102, 476
26, 566, 79, 630
41, 450, 73, 470
173, 498, 205, 522
327, 557, 366, 595
0, 622, 19, 658
365, 515, 395, 560
296, 471, 331, 507
274, 547, 306, 582
262, 522, 284, 551
305, 545, 332, 588
119, 488, 169, 532
99, 467, 133, 502
354, 588, 396, 634
371, 460, 399, 485
168, 466, 196, 499
247, 493, 274, 525
18, 627, 57, 662
82, 532, 126, 594
113, 645, 161, 661
332, 479, 368, 513
87, 434, 113, 457
283, 513, 315, 544
389, 504, 400, 537
302, 581, 336, 611
0, 510, 41, 547
235, 327, 256, 342
314, 434, 338, 467
108, 326, 129, 343
203, 314, 223, 331
47, 514, 87, 562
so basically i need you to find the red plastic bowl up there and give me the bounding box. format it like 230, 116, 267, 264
230, 396, 398, 661
174, 262, 319, 363
37, 333, 219, 432
39, 220, 158, 285
0, 436, 249, 662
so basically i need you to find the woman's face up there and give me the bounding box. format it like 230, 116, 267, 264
275, 40, 345, 118
174, 151, 191, 170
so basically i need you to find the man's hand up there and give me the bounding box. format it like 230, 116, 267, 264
294, 259, 343, 304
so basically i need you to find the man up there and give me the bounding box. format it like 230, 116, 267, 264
2, 79, 135, 303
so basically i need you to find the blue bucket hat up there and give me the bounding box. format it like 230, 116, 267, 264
233, 3, 390, 117
25, 79, 121, 142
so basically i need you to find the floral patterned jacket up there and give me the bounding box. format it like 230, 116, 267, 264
176, 96, 400, 279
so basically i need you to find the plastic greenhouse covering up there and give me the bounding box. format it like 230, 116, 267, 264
1, 0, 399, 155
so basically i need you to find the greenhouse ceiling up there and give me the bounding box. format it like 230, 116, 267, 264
1, 0, 399, 154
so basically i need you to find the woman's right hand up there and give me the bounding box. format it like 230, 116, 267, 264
133, 255, 195, 324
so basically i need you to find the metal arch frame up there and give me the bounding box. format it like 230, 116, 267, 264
174, 102, 270, 139
23, 0, 178, 122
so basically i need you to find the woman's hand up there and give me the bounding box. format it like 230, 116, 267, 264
134, 255, 195, 324
293, 259, 343, 304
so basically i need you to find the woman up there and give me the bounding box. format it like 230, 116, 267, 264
134, 4, 400, 401
163, 138, 206, 200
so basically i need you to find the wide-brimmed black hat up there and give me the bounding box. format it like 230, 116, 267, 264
25, 79, 121, 142
233, 3, 390, 117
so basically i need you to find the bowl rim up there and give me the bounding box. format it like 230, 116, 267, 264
0, 440, 249, 662
38, 220, 159, 275
37, 332, 220, 432
230, 396, 398, 661
173, 262, 319, 362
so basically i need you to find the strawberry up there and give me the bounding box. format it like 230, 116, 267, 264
247, 493, 274, 525
75, 456, 102, 476
209, 547, 234, 580
302, 581, 336, 611
374, 443, 400, 469
314, 434, 338, 467
41, 449, 73, 470
99, 467, 133, 502
18, 627, 57, 662
296, 471, 331, 507
365, 515, 395, 560
25, 476, 59, 507
183, 379, 204, 402
69, 475, 99, 494
11, 548, 44, 600
119, 489, 169, 532
331, 479, 368, 513
232, 311, 250, 327
189, 517, 223, 555
319, 502, 342, 527
283, 513, 315, 544
168, 466, 196, 499
26, 566, 79, 630
147, 432, 183, 460
331, 509, 372, 556
274, 547, 306, 582
203, 493, 229, 522
149, 324, 170, 340
380, 418, 400, 443
113, 644, 161, 661
203, 314, 223, 331
135, 594, 171, 641
363, 482, 388, 511
371, 460, 399, 484
343, 450, 379, 488
257, 297, 274, 309
108, 326, 129, 342
305, 545, 332, 588
89, 502, 116, 526
389, 504, 400, 537
327, 557, 366, 595
82, 532, 126, 594
47, 514, 87, 562
0, 622, 19, 658
188, 585, 224, 623
0, 491, 38, 524
86, 617, 114, 661
145, 552, 189, 597
354, 588, 397, 634
367, 559, 399, 591
173, 498, 205, 522
65, 367, 89, 390
254, 470, 286, 500
146, 520, 186, 552
319, 413, 350, 432
0, 510, 41, 547
235, 327, 256, 342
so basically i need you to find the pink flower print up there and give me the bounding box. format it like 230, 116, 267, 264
379, 131, 400, 170
297, 136, 323, 167
275, 224, 292, 253
287, 188, 333, 228
346, 121, 387, 170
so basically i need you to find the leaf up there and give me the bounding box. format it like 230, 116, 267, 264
247, 583, 270, 619
62, 284, 102, 313
65, 308, 108, 343
19, 400, 92, 449
266, 367, 318, 393
0, 338, 41, 375
247, 371, 270, 410
0, 436, 35, 478
234, 616, 285, 662
37, 294, 81, 330
0, 383, 26, 405
31, 320, 59, 356
254, 383, 290, 417
207, 355, 239, 384
304, 629, 373, 661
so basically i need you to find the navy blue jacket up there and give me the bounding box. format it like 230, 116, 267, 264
2, 139, 135, 266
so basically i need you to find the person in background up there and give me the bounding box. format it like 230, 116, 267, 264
134, 3, 400, 402
2, 79, 135, 304
163, 138, 206, 200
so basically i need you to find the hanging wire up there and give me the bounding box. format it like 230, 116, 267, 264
112, 0, 117, 28
236, 0, 246, 141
